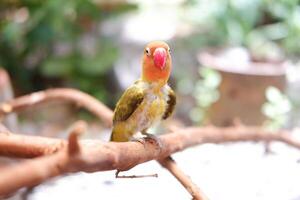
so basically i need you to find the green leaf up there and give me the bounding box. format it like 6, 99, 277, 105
2, 22, 23, 43
276, 98, 292, 113
262, 103, 277, 118
196, 89, 219, 108
40, 58, 72, 77
189, 108, 205, 122
78, 46, 118, 76
265, 86, 283, 103
199, 67, 221, 89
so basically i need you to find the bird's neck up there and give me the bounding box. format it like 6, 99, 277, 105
142, 75, 168, 92
138, 78, 166, 95
141, 65, 170, 87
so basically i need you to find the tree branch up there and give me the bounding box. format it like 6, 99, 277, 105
158, 157, 209, 200
1, 126, 299, 159
0, 68, 18, 131
0, 126, 299, 197
67, 120, 87, 155
0, 88, 299, 199
0, 88, 208, 199
0, 88, 113, 127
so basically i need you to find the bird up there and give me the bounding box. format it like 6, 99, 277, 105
110, 41, 176, 143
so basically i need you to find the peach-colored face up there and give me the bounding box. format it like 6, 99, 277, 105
142, 41, 172, 83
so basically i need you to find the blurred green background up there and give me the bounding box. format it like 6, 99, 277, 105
1, 0, 300, 126
0, 0, 137, 103
2, 2, 300, 199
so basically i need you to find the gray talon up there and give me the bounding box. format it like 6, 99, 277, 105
143, 133, 163, 150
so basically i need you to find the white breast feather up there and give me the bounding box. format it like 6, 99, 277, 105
135, 82, 169, 132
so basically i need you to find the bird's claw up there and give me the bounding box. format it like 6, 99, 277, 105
143, 133, 163, 150
130, 137, 146, 146
130, 133, 163, 150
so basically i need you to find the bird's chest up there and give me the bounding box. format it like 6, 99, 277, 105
136, 91, 166, 130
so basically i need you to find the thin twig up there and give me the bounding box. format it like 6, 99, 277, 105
115, 170, 158, 178
67, 120, 87, 155
158, 156, 208, 200
163, 124, 209, 200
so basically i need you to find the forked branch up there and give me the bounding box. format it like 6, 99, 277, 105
0, 88, 299, 200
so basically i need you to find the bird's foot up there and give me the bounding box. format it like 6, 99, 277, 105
130, 133, 162, 150
130, 137, 147, 146
143, 133, 163, 150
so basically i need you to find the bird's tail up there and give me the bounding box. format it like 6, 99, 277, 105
110, 127, 128, 142
110, 129, 115, 141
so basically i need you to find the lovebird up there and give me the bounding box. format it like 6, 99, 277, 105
110, 41, 176, 142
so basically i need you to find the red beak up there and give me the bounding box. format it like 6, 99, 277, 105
153, 47, 167, 70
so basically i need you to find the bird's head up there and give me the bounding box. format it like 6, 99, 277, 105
142, 41, 172, 85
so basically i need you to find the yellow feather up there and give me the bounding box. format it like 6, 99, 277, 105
111, 81, 168, 142
111, 41, 174, 142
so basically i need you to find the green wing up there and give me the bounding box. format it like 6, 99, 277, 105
113, 82, 145, 124
162, 87, 176, 120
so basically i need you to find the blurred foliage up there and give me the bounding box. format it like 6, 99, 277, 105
262, 86, 292, 130
1, 0, 299, 124
180, 0, 300, 125
183, 0, 300, 59
0, 0, 136, 102
189, 67, 221, 124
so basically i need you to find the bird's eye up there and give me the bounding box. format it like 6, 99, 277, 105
168, 48, 171, 54
145, 48, 151, 56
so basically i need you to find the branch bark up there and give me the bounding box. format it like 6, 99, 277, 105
1, 126, 299, 159
0, 88, 299, 199
0, 88, 207, 199
0, 68, 18, 131
0, 126, 299, 197
158, 157, 209, 200
0, 88, 113, 127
